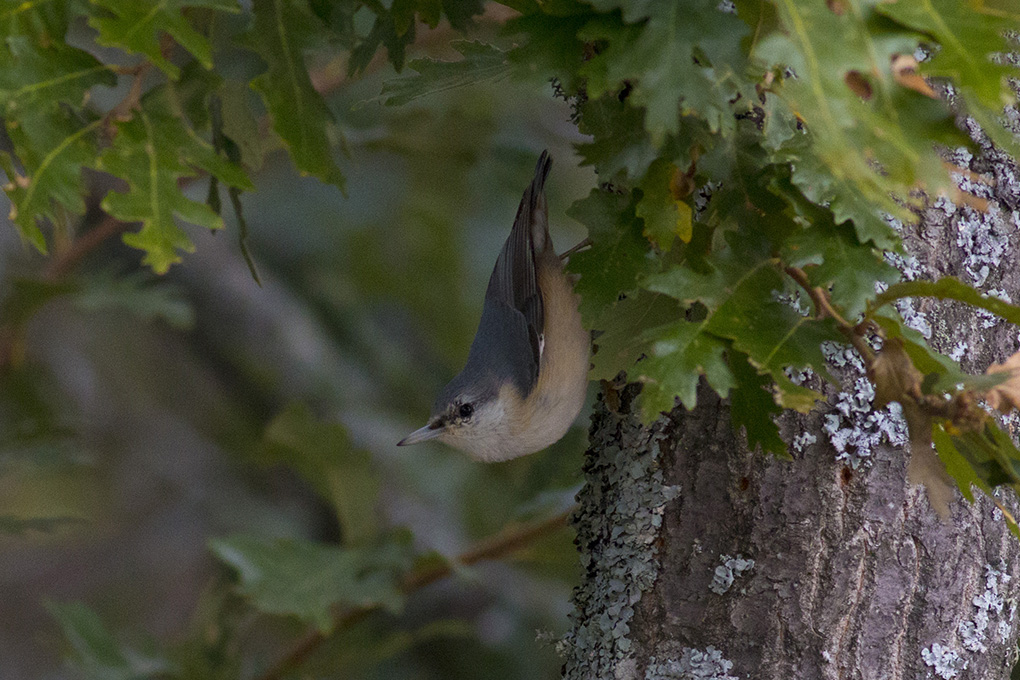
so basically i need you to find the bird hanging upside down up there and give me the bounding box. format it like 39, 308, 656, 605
398, 151, 590, 461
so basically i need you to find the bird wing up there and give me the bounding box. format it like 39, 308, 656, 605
484, 151, 552, 388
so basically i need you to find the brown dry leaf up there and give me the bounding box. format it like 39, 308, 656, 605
985, 351, 1020, 413
891, 54, 937, 98
902, 402, 954, 518
869, 338, 923, 409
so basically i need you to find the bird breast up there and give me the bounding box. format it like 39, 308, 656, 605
501, 253, 589, 459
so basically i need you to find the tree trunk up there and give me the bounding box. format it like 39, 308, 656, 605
562, 141, 1020, 678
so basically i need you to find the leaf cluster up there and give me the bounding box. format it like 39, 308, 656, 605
0, 0, 487, 271
383, 0, 1020, 514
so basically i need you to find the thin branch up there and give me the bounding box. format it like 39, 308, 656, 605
559, 237, 592, 262
43, 214, 132, 281
785, 266, 874, 365
254, 509, 574, 680
103, 62, 152, 130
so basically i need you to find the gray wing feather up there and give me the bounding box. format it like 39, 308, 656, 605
482, 151, 551, 392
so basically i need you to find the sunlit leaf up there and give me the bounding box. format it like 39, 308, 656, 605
96, 88, 253, 273
636, 158, 692, 249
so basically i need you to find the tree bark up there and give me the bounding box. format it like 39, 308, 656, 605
562, 140, 1020, 678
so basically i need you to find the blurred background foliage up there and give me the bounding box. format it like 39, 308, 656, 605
0, 4, 595, 678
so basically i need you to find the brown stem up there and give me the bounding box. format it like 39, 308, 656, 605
104, 62, 152, 129
43, 214, 132, 281
784, 266, 874, 365
559, 237, 592, 261
254, 509, 573, 680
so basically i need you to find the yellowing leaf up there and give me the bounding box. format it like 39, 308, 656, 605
636, 158, 693, 249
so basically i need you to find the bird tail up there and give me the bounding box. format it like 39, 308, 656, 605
529, 150, 552, 254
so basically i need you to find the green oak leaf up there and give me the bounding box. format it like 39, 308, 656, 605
566, 188, 651, 324
243, 0, 345, 190
756, 1, 966, 245
0, 0, 76, 39
728, 350, 786, 458
380, 40, 510, 106
506, 9, 593, 92
589, 290, 682, 382
580, 0, 750, 142
574, 96, 659, 182
1, 112, 103, 252
209, 534, 412, 634
0, 37, 116, 252
636, 158, 692, 249
0, 36, 115, 113
95, 88, 254, 273
702, 266, 842, 385
878, 0, 1020, 151
262, 403, 380, 545
637, 319, 733, 415
782, 221, 901, 319
88, 0, 239, 78
645, 240, 840, 411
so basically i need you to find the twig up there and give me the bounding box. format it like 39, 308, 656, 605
104, 62, 152, 129
784, 266, 874, 365
43, 214, 132, 281
254, 509, 574, 680
559, 237, 592, 261
783, 266, 987, 433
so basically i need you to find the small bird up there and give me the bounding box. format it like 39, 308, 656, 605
398, 151, 590, 462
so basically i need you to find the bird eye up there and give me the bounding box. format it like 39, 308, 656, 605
458, 403, 474, 419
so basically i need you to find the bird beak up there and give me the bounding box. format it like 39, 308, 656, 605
397, 422, 444, 447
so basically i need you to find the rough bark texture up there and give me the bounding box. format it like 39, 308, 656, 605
561, 133, 1020, 677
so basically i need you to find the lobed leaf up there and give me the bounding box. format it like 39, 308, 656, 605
243, 0, 346, 190
728, 350, 787, 458
88, 0, 239, 78
877, 0, 1020, 151
635, 157, 692, 249
756, 0, 965, 246
566, 188, 652, 324
0, 36, 116, 251
579, 0, 751, 143
637, 319, 733, 415
781, 219, 901, 319
96, 88, 253, 273
643, 241, 839, 414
